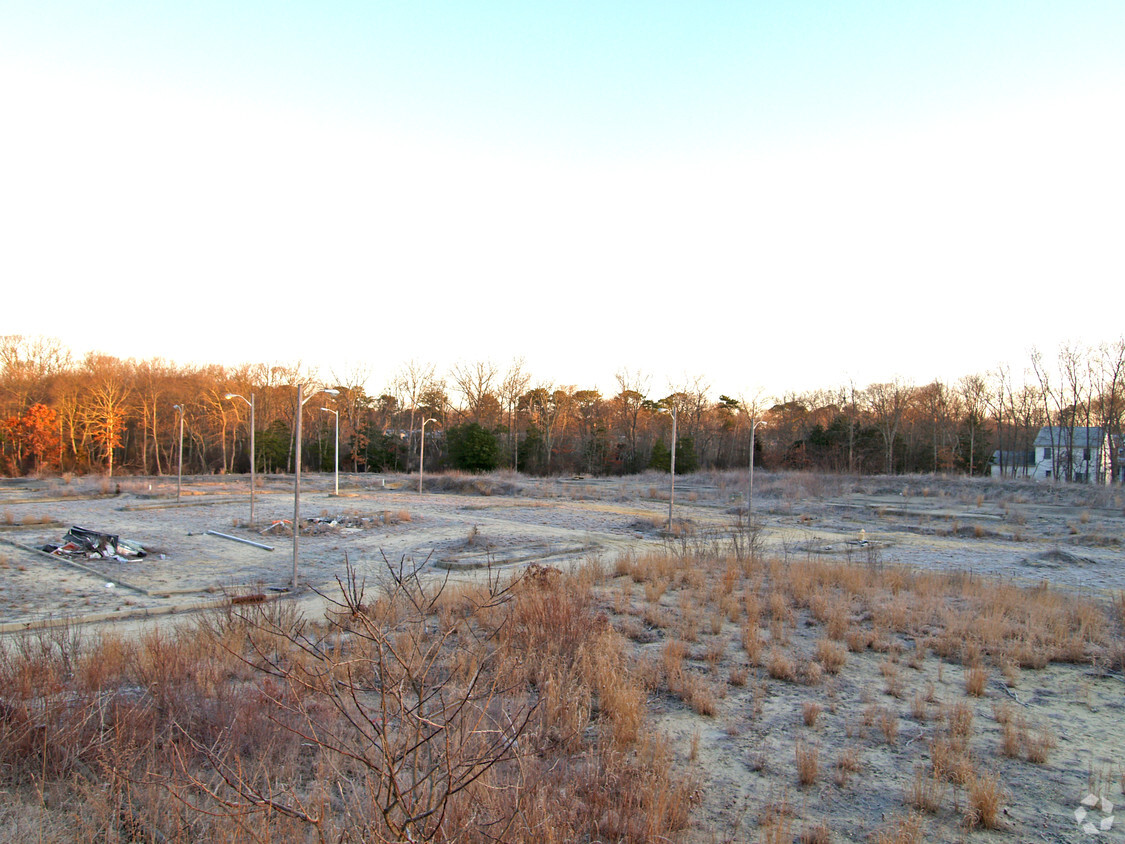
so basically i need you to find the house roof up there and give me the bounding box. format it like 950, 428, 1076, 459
1032, 427, 1105, 448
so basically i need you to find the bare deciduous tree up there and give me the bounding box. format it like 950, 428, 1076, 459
179, 557, 537, 842
865, 379, 913, 475
614, 369, 650, 472
451, 359, 498, 426
499, 357, 531, 468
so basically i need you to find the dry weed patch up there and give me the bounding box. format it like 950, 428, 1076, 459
871, 811, 926, 844
0, 559, 693, 843
795, 738, 820, 786
906, 764, 947, 814
814, 638, 847, 674
965, 770, 1006, 829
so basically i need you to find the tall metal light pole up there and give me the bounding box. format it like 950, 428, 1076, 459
173, 404, 184, 502
321, 405, 339, 496
419, 417, 438, 494
292, 385, 338, 590
747, 418, 766, 518
224, 393, 256, 526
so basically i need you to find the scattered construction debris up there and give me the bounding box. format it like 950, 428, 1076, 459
205, 530, 274, 551
260, 519, 293, 536
258, 513, 409, 537
41, 526, 147, 562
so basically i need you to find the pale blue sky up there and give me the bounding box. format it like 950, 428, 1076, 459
3, 2, 1123, 398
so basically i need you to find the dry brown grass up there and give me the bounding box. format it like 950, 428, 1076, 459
802, 700, 822, 727
589, 534, 1118, 836
965, 770, 1006, 829
946, 700, 974, 739
0, 561, 694, 843
799, 821, 832, 844
1024, 719, 1057, 764
964, 665, 988, 696
815, 638, 847, 674
906, 764, 947, 814
757, 791, 795, 843
742, 621, 764, 665
870, 812, 926, 844
881, 658, 904, 698
879, 706, 900, 745
910, 691, 928, 721
845, 626, 870, 653
766, 647, 797, 682
7, 530, 1123, 842
929, 737, 972, 786
795, 739, 820, 786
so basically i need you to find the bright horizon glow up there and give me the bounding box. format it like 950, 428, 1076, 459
2, 2, 1123, 400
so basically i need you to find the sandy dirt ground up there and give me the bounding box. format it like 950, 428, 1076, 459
0, 470, 1123, 842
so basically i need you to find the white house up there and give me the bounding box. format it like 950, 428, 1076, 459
1027, 426, 1122, 483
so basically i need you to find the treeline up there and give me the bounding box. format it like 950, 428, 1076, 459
1, 336, 1122, 480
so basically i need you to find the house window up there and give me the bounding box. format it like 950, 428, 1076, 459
1083, 448, 1091, 461
1045, 470, 1051, 478
1042, 447, 1052, 459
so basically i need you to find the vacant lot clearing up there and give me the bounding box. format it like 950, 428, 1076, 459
0, 470, 1122, 842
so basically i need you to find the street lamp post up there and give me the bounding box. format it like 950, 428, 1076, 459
292, 385, 338, 590
224, 393, 256, 526
321, 405, 339, 496
173, 404, 184, 502
419, 417, 438, 494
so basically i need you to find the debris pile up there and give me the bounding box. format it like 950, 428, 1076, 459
42, 526, 147, 562
259, 514, 403, 537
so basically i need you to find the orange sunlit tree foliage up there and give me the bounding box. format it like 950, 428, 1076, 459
2, 403, 61, 475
